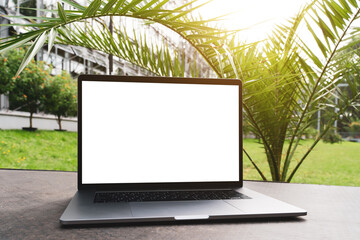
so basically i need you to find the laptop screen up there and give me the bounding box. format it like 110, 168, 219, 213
80, 78, 240, 184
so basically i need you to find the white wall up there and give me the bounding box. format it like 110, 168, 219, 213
0, 110, 77, 132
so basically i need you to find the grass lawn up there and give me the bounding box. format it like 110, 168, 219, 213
0, 130, 77, 171
0, 130, 359, 186
243, 138, 360, 186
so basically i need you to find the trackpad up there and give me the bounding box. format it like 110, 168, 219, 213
130, 200, 243, 219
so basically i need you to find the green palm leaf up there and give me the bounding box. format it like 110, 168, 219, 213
0, 0, 231, 77
284, 0, 360, 182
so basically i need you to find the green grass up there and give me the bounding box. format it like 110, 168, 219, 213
1, 130, 359, 186
0, 130, 77, 171
243, 138, 360, 186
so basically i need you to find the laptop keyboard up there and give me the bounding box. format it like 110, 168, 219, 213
94, 190, 251, 203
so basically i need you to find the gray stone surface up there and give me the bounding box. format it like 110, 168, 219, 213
1, 169, 359, 240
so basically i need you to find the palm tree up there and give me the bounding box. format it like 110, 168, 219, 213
1, 0, 359, 182
239, 0, 360, 181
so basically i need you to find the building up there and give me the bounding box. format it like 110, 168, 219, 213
0, 0, 213, 110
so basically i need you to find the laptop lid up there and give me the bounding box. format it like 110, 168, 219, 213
77, 75, 242, 191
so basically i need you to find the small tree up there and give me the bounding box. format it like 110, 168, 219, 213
10, 61, 51, 129
42, 72, 77, 130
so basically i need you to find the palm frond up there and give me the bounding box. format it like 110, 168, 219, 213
0, 0, 231, 77
283, 0, 360, 181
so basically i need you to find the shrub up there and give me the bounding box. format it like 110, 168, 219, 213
322, 129, 343, 144
349, 121, 360, 137
303, 127, 319, 139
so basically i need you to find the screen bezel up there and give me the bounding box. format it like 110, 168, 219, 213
78, 75, 243, 191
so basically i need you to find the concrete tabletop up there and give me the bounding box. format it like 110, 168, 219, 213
1, 169, 359, 240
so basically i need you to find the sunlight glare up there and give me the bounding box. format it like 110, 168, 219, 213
200, 0, 312, 42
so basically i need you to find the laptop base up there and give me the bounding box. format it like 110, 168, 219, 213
60, 187, 306, 225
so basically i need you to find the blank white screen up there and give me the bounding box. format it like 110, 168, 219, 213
82, 81, 239, 184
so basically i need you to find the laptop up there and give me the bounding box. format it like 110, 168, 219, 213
60, 75, 306, 225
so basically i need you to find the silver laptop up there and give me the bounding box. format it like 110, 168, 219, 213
60, 75, 306, 225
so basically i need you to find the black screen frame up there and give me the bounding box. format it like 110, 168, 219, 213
78, 75, 243, 191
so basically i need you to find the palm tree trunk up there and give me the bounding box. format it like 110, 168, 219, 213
265, 140, 284, 182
